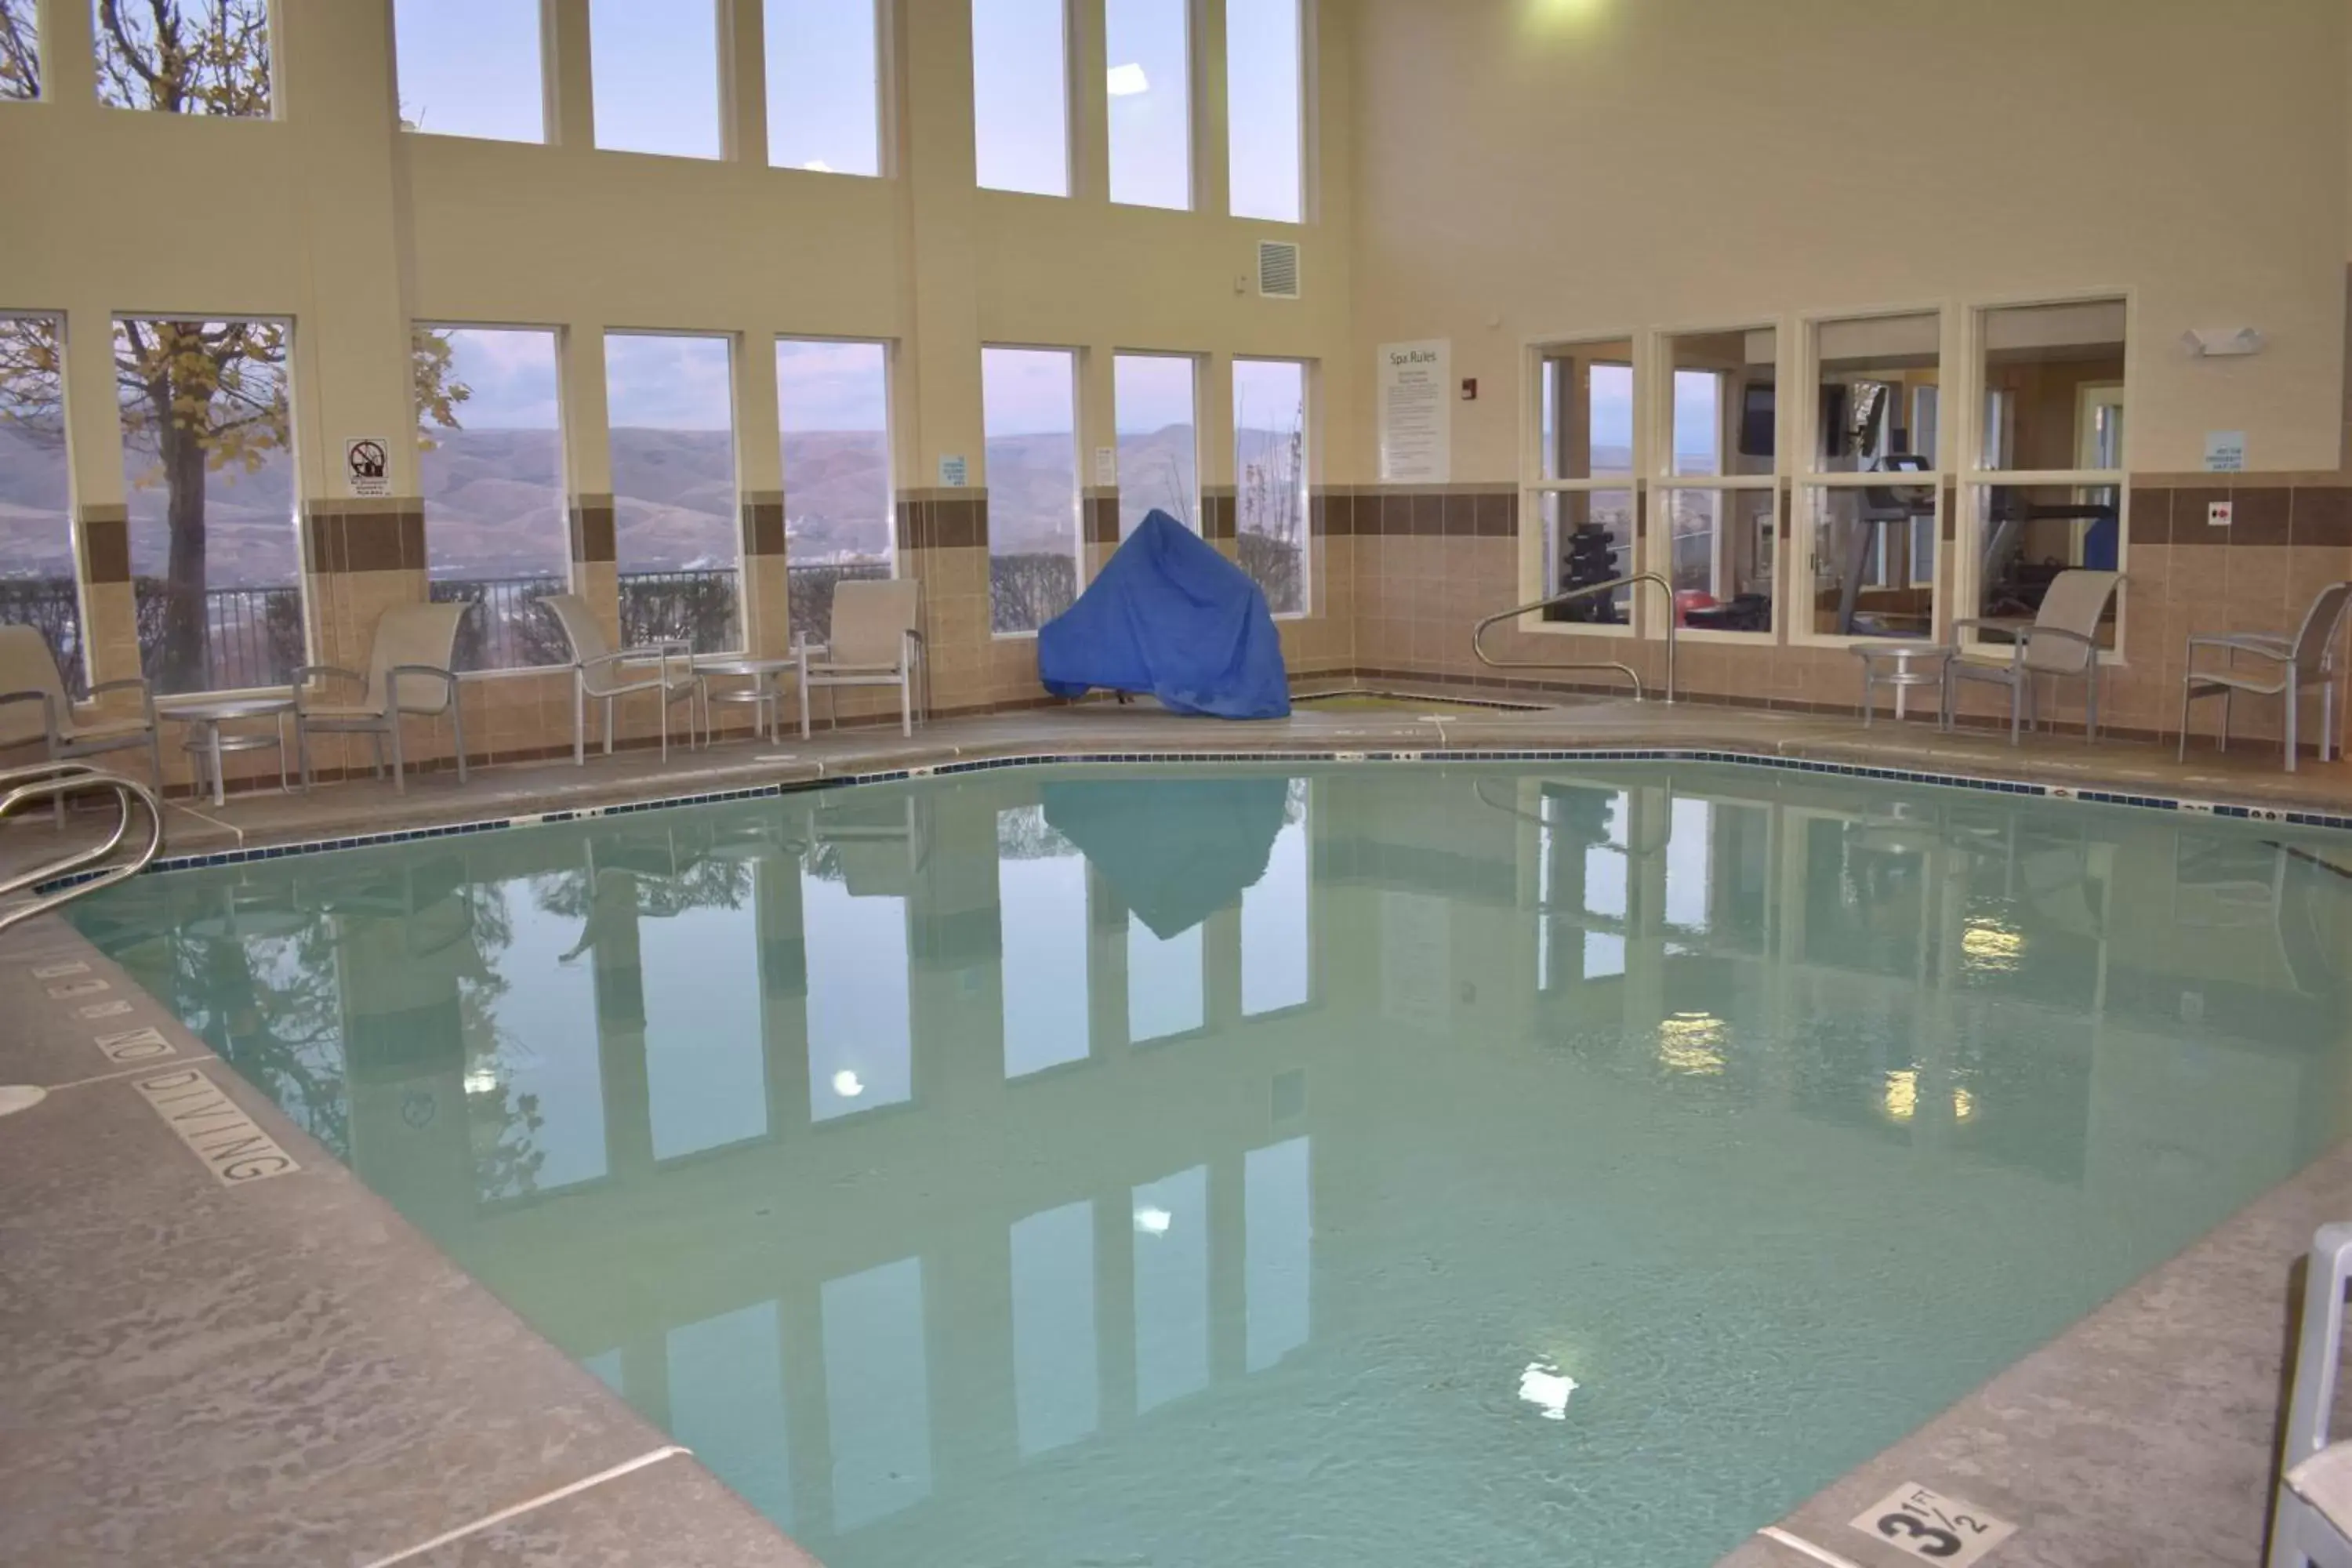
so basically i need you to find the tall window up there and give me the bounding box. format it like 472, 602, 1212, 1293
1105, 0, 1189, 210
1971, 299, 2126, 650
115, 316, 301, 695
1114, 354, 1197, 535
590, 0, 720, 159
416, 327, 569, 673
1804, 311, 1941, 642
94, 0, 271, 116
1532, 341, 1635, 622
605, 332, 740, 654
0, 314, 82, 691
1232, 358, 1307, 614
1660, 328, 1775, 637
1225, 0, 1302, 222
971, 0, 1068, 196
776, 338, 892, 646
394, 0, 546, 143
981, 347, 1080, 633
766, 0, 880, 175
1, 1, 37, 100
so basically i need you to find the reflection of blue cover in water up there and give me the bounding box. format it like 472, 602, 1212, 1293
1036, 510, 1291, 719
1041, 775, 1290, 938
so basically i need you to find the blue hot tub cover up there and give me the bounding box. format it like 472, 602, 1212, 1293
1036, 510, 1291, 719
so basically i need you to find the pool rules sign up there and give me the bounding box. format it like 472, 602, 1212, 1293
345, 436, 390, 498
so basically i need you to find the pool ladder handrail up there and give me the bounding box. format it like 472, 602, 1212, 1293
1472, 573, 1677, 704
0, 762, 165, 935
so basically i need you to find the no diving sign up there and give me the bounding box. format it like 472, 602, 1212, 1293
345, 437, 390, 498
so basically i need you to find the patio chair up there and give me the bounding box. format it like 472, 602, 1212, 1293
539, 593, 707, 764
2269, 1223, 2352, 1567
294, 601, 468, 794
0, 625, 163, 822
2180, 580, 2352, 774
1945, 569, 2122, 745
798, 579, 925, 739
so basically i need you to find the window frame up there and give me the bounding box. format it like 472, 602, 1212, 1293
0, 307, 90, 695
1651, 321, 1782, 646
1104, 0, 1193, 211
111, 309, 310, 700
1110, 348, 1202, 537
979, 340, 1086, 642
1224, 0, 1307, 224
1518, 331, 1645, 643
763, 0, 889, 176
391, 0, 551, 145
601, 326, 746, 659
412, 319, 576, 681
1955, 289, 2135, 665
1230, 353, 1311, 620
1791, 303, 1951, 650
971, 0, 1075, 198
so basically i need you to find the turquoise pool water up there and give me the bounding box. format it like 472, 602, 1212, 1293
70, 763, 2352, 1566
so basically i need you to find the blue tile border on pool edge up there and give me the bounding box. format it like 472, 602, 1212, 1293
31, 744, 2347, 895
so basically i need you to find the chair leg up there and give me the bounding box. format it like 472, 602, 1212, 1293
390, 718, 406, 796
451, 697, 469, 785
2221, 687, 2233, 753
574, 677, 586, 766
659, 689, 670, 763
148, 728, 165, 792
2178, 677, 2193, 763
900, 671, 912, 738
2009, 676, 2024, 746
2085, 664, 2100, 745
800, 667, 812, 741
603, 695, 615, 756
2287, 670, 2300, 774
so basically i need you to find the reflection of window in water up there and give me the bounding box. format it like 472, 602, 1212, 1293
1242, 779, 1311, 1015
999, 806, 1091, 1078
642, 899, 768, 1159
823, 1257, 932, 1530
1011, 1200, 1099, 1457
1129, 913, 1205, 1042
1133, 1165, 1210, 1412
1246, 1137, 1311, 1370
666, 1301, 793, 1527
805, 869, 912, 1118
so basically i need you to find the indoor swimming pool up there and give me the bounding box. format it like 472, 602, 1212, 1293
67, 762, 2352, 1567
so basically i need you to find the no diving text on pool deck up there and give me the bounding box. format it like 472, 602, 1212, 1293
132, 1067, 300, 1186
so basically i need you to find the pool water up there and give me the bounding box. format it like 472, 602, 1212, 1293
70, 763, 2352, 1567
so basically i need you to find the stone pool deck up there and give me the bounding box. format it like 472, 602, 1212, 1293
5, 684, 2352, 1566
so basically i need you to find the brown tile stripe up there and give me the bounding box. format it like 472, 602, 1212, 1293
895, 495, 987, 552
742, 499, 786, 557
1083, 494, 1120, 546
569, 496, 615, 564
1311, 486, 1517, 537
78, 504, 129, 584
1201, 491, 1236, 542
303, 501, 424, 574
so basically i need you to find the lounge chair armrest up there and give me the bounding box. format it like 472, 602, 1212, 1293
387, 662, 459, 702
1947, 618, 2016, 636
2024, 626, 2098, 648
0, 688, 60, 741
85, 677, 151, 699
291, 664, 366, 714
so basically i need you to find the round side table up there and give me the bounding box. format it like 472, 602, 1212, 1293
1850, 644, 1957, 730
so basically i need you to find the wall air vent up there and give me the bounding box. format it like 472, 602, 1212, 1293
1258, 240, 1301, 299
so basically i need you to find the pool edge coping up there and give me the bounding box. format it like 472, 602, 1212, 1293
49, 740, 2350, 888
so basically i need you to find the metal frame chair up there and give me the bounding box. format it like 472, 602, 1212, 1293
2270, 1223, 2352, 1567
0, 624, 163, 822
797, 579, 926, 739
2180, 580, 2352, 774
293, 601, 469, 794
1945, 569, 2122, 745
539, 593, 708, 764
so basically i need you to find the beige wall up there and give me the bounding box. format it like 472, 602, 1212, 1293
1348, 0, 2350, 480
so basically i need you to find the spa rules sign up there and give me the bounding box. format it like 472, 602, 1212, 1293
1377, 339, 1451, 484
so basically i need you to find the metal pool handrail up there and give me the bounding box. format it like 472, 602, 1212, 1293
0, 762, 165, 935
1472, 573, 1677, 704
